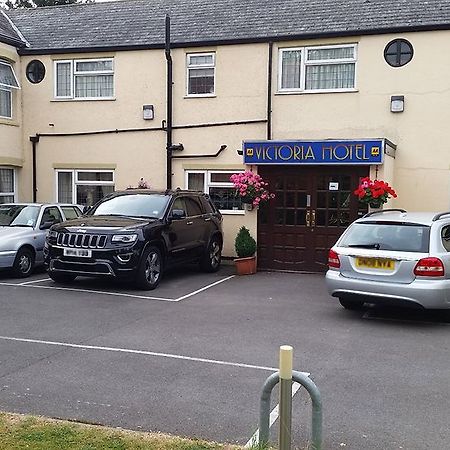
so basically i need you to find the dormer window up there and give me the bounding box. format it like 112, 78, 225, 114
0, 60, 20, 119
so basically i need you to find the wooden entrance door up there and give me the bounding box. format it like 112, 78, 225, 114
257, 166, 368, 272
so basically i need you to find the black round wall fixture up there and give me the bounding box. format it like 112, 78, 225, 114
26, 60, 46, 84
384, 39, 414, 67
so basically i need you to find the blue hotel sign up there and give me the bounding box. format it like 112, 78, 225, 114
243, 139, 385, 165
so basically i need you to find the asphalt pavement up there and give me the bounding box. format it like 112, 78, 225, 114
0, 267, 449, 449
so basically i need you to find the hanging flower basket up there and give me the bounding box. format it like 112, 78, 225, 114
230, 171, 275, 209
353, 177, 397, 208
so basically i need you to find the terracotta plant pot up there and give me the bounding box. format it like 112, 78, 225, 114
234, 256, 257, 275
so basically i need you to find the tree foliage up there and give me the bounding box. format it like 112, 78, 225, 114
4, 0, 89, 8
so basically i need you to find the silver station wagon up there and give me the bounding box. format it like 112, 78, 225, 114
326, 210, 450, 310
0, 203, 82, 277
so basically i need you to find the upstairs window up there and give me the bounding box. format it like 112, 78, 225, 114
54, 58, 114, 100
0, 61, 20, 119
279, 44, 357, 92
384, 39, 413, 67
186, 52, 215, 96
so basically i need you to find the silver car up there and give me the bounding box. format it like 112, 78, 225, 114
326, 209, 450, 310
0, 203, 82, 277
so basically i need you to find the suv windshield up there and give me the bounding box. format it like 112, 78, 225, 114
339, 222, 430, 253
90, 194, 170, 219
0, 205, 40, 227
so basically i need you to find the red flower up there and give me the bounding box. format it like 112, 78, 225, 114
353, 177, 397, 206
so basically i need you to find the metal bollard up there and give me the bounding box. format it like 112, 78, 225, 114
259, 349, 322, 450
279, 346, 293, 450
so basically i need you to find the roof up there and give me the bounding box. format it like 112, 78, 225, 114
5, 0, 450, 55
0, 9, 25, 47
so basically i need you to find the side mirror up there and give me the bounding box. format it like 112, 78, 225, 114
40, 221, 54, 230
82, 205, 91, 215
170, 209, 186, 220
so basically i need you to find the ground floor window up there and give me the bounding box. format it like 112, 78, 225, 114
0, 167, 15, 203
56, 169, 115, 206
185, 170, 243, 213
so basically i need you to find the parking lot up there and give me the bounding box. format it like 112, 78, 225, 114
0, 266, 449, 449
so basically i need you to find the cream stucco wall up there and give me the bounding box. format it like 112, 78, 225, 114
272, 31, 450, 211
6, 29, 450, 257
18, 45, 268, 256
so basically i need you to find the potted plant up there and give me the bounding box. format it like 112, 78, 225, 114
354, 177, 397, 210
127, 177, 151, 189
234, 226, 257, 275
230, 171, 275, 210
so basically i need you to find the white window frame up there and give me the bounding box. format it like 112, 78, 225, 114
0, 60, 20, 119
278, 43, 357, 93
54, 58, 115, 100
54, 60, 73, 99
0, 167, 17, 202
55, 169, 115, 204
185, 169, 244, 215
186, 52, 216, 97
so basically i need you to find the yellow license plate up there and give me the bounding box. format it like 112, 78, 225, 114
356, 257, 395, 270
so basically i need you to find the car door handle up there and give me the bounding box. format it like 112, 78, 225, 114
204, 218, 211, 222
186, 221, 194, 225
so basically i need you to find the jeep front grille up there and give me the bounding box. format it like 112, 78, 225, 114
57, 233, 107, 249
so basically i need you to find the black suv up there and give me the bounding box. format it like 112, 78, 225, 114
44, 190, 223, 290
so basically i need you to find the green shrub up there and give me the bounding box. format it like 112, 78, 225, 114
234, 226, 256, 258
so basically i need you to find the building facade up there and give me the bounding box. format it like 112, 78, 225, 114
1, 0, 450, 271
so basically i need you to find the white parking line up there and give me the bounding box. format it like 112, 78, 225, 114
245, 382, 302, 448
0, 275, 235, 302
0, 335, 283, 372
175, 275, 235, 301
0, 282, 176, 301
19, 278, 52, 285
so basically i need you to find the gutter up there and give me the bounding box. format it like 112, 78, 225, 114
29, 135, 39, 202
165, 14, 173, 190
267, 42, 273, 140
0, 33, 26, 48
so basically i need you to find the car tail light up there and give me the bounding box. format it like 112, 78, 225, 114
414, 257, 445, 277
328, 249, 340, 269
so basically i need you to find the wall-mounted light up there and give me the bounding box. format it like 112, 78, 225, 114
143, 104, 154, 120
390, 95, 405, 113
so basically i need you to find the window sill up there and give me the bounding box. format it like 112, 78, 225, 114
0, 118, 19, 126
219, 209, 245, 215
51, 97, 116, 102
184, 94, 216, 99
275, 88, 358, 95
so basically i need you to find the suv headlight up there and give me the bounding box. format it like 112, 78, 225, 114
47, 230, 58, 239
112, 234, 138, 243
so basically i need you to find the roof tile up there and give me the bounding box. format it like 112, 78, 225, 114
4, 0, 450, 53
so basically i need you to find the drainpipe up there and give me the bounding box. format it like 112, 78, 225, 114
267, 41, 273, 140
165, 15, 173, 190
29, 135, 40, 202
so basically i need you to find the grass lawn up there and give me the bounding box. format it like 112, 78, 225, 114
0, 412, 240, 450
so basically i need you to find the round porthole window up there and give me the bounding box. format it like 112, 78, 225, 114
384, 39, 414, 67
26, 60, 46, 83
